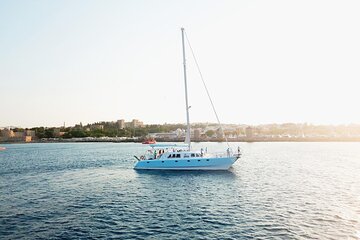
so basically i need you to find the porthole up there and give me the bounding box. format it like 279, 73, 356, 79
162, 161, 164, 163
175, 160, 178, 162
198, 160, 201, 162
187, 160, 190, 162
206, 159, 209, 161
147, 162, 150, 163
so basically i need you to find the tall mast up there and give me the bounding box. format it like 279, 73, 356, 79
181, 28, 191, 150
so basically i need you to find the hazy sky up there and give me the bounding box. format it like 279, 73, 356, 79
1, 0, 360, 128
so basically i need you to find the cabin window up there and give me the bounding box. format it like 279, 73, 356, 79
184, 154, 189, 158
191, 154, 195, 157
176, 154, 181, 158
168, 155, 172, 158
196, 153, 200, 157
172, 154, 176, 158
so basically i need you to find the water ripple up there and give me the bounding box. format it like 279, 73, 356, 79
1, 142, 360, 239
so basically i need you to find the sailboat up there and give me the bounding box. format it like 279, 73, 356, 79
134, 28, 241, 170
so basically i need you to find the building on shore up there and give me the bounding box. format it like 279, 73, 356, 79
117, 119, 125, 129
130, 119, 144, 128
0, 128, 35, 142
91, 124, 104, 130
149, 128, 186, 140
1, 129, 15, 138
24, 136, 32, 142
117, 119, 144, 129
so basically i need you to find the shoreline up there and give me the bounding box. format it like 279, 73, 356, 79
2, 137, 360, 144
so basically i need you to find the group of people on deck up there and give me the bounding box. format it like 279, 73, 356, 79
153, 149, 166, 159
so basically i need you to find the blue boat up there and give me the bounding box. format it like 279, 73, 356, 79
134, 28, 241, 170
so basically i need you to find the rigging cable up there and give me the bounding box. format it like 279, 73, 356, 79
184, 31, 231, 151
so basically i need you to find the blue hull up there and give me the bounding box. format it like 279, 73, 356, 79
134, 156, 238, 170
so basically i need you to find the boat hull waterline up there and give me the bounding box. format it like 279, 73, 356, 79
134, 156, 238, 170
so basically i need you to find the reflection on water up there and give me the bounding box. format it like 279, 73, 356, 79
0, 142, 360, 239
135, 169, 237, 178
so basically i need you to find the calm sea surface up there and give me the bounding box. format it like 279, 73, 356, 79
0, 142, 359, 239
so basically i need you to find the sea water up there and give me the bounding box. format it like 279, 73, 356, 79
1, 142, 359, 239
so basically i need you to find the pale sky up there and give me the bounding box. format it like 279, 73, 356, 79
1, 0, 360, 128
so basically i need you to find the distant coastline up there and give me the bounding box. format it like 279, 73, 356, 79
2, 120, 360, 144
2, 136, 360, 144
